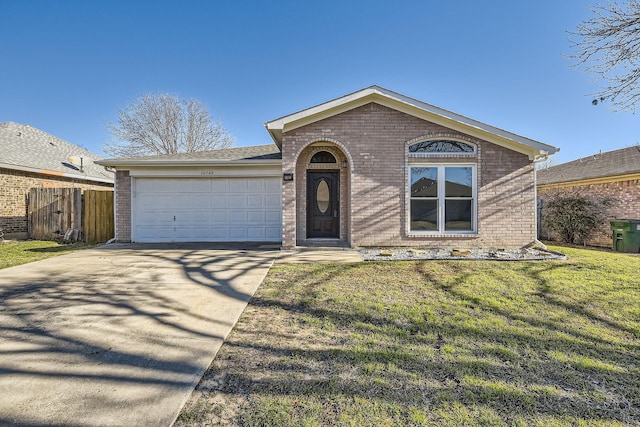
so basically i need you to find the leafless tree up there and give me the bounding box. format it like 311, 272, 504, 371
571, 0, 640, 111
104, 93, 234, 157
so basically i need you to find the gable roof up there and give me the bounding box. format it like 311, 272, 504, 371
96, 144, 281, 167
0, 122, 113, 183
265, 85, 558, 160
537, 145, 640, 186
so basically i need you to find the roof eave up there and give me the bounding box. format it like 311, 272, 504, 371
95, 158, 283, 168
264, 86, 559, 159
0, 162, 114, 184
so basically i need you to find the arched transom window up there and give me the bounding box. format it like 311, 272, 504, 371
310, 151, 337, 163
408, 139, 475, 154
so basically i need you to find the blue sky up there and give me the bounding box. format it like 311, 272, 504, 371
1, 0, 637, 165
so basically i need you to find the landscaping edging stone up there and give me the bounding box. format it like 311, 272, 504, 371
358, 247, 567, 261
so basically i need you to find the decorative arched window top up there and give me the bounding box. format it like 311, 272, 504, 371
310, 151, 337, 163
408, 139, 476, 154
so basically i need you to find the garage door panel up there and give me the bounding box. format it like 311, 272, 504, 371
193, 195, 213, 208
210, 195, 228, 206
247, 195, 263, 208
229, 210, 247, 223
228, 195, 246, 208
247, 179, 263, 191
210, 228, 229, 239
210, 211, 228, 222
265, 227, 281, 240
265, 211, 281, 222
230, 227, 250, 239
190, 179, 212, 191
229, 180, 246, 192
132, 177, 281, 243
265, 194, 281, 208
211, 179, 229, 191
247, 211, 264, 223
247, 228, 265, 239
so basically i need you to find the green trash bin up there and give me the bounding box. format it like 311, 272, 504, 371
610, 219, 640, 253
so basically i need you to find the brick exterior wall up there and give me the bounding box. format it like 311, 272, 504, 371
0, 167, 113, 235
281, 102, 536, 249
114, 170, 132, 242
538, 179, 640, 247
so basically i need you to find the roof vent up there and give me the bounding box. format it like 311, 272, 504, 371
68, 156, 84, 171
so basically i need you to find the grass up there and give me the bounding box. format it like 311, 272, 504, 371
177, 245, 640, 426
0, 240, 95, 269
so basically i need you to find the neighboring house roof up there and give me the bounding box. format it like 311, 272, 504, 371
537, 146, 640, 186
0, 122, 113, 183
96, 144, 282, 167
265, 85, 559, 160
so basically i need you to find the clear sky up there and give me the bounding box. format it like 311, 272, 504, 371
1, 0, 637, 165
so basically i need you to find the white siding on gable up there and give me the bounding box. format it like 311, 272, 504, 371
132, 177, 282, 243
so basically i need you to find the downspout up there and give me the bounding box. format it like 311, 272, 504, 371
112, 170, 118, 243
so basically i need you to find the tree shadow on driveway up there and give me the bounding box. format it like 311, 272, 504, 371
0, 242, 278, 426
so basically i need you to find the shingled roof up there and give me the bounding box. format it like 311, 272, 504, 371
0, 122, 113, 183
537, 146, 640, 186
96, 144, 282, 167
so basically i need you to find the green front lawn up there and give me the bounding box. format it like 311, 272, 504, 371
178, 246, 640, 426
0, 240, 95, 269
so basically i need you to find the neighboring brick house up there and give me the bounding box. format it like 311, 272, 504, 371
0, 122, 114, 238
537, 146, 640, 247
98, 86, 558, 248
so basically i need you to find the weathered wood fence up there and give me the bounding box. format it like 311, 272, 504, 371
83, 190, 115, 243
28, 188, 114, 243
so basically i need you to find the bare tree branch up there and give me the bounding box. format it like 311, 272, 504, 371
570, 0, 640, 111
103, 93, 234, 157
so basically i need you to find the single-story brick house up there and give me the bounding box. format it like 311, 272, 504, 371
98, 86, 558, 249
0, 122, 114, 239
537, 146, 640, 247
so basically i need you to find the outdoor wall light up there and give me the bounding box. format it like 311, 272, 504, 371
342, 159, 348, 168
283, 173, 294, 181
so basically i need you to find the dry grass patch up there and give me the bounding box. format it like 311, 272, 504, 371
176, 246, 640, 426
0, 240, 95, 269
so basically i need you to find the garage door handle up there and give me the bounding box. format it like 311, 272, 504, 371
173, 216, 176, 221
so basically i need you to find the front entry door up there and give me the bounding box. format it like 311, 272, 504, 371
307, 171, 339, 238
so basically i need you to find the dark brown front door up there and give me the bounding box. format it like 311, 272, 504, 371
307, 170, 339, 238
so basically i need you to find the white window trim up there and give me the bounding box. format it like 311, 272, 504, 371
407, 163, 478, 235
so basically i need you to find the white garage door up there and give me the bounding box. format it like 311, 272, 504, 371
132, 177, 282, 243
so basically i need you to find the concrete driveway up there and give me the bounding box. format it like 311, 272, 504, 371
0, 243, 278, 426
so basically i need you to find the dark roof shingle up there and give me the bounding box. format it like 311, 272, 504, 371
537, 146, 640, 185
0, 122, 113, 183
99, 144, 282, 164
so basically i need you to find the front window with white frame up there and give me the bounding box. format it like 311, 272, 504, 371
409, 165, 476, 233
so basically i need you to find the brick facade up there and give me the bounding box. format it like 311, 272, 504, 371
281, 103, 536, 249
0, 167, 113, 235
114, 170, 132, 242
538, 179, 640, 247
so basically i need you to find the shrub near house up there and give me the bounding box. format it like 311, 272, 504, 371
538, 146, 640, 247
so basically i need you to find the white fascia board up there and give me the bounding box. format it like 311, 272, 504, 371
96, 159, 282, 168
0, 162, 114, 184
127, 163, 282, 178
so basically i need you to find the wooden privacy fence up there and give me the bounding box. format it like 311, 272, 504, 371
28, 188, 114, 243
83, 190, 115, 243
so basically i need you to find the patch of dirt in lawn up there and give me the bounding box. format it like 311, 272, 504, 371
175, 296, 332, 426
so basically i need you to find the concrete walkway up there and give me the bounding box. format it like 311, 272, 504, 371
275, 248, 362, 264
0, 243, 278, 427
